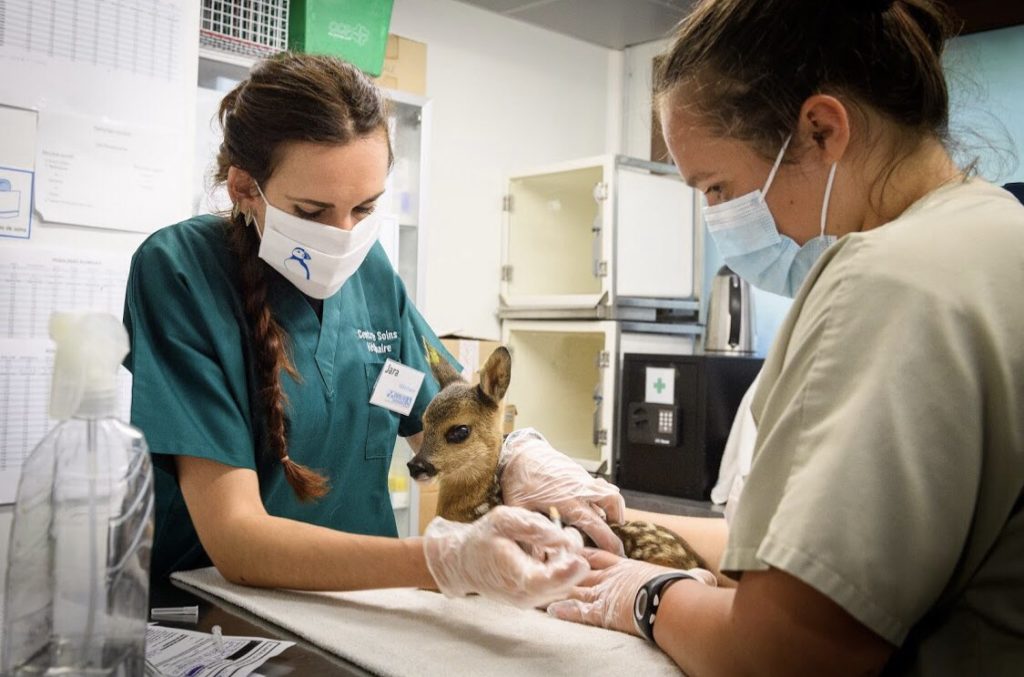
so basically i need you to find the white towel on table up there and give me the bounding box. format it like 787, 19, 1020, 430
173, 567, 682, 676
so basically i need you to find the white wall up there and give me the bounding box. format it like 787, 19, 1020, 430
946, 25, 1024, 184
390, 0, 616, 339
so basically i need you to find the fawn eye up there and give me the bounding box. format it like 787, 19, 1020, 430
445, 425, 471, 444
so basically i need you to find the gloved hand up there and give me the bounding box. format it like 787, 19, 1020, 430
422, 505, 588, 608
547, 549, 717, 635
500, 429, 626, 556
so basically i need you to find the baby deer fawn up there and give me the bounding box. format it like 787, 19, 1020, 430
408, 343, 705, 570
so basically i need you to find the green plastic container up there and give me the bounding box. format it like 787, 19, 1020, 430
289, 0, 395, 76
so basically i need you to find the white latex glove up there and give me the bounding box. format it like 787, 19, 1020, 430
500, 429, 627, 556
547, 549, 718, 635
422, 505, 588, 608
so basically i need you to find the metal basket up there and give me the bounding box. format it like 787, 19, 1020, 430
200, 0, 290, 59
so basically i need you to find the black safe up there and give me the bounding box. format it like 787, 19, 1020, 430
617, 353, 763, 500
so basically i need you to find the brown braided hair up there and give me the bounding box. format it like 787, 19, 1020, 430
213, 53, 392, 502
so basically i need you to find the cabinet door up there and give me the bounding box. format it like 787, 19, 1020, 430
501, 320, 617, 472
614, 165, 696, 299
502, 160, 611, 308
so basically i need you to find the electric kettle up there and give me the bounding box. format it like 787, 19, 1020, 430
705, 266, 754, 353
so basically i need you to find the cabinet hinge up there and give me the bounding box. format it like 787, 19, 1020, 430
596, 429, 608, 446
597, 351, 610, 369
593, 182, 609, 202
597, 260, 608, 277
502, 194, 514, 212
501, 265, 514, 282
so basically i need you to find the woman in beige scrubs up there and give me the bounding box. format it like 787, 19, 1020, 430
548, 1, 1024, 674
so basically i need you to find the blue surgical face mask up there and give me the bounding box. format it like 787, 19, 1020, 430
703, 135, 838, 298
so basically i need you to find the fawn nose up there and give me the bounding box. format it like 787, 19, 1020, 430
407, 457, 437, 480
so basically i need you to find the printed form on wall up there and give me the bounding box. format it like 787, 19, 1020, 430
0, 247, 133, 504
0, 0, 196, 233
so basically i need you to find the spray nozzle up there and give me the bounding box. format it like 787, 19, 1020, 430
49, 312, 129, 420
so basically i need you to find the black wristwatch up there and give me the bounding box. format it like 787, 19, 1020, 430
633, 572, 695, 642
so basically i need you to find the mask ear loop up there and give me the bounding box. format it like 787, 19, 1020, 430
819, 162, 838, 237
762, 134, 793, 196
249, 181, 268, 235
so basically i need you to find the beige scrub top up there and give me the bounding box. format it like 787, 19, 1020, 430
720, 179, 1024, 675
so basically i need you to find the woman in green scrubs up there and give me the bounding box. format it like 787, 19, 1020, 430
123, 54, 609, 604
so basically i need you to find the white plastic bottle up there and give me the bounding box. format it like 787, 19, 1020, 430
2, 312, 154, 675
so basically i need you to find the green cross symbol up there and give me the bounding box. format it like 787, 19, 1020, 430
653, 378, 667, 394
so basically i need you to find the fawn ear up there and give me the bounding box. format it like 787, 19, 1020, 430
423, 338, 464, 389
477, 346, 511, 405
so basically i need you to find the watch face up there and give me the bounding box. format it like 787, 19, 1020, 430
634, 588, 650, 620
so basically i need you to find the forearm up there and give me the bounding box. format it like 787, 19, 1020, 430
624, 508, 733, 586
209, 513, 435, 591
652, 575, 891, 677
653, 584, 750, 676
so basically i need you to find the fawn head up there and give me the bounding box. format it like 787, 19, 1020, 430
407, 343, 511, 487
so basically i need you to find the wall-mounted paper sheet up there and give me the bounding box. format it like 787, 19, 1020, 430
0, 246, 133, 503
35, 111, 184, 233
0, 0, 196, 231
0, 0, 188, 126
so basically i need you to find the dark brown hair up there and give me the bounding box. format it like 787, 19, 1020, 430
214, 53, 392, 502
655, 0, 958, 174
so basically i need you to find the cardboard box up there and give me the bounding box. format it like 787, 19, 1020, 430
439, 333, 501, 384
418, 481, 439, 535
374, 34, 427, 96
501, 404, 518, 437
650, 54, 672, 164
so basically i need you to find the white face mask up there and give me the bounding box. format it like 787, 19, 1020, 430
254, 183, 381, 299
702, 135, 838, 298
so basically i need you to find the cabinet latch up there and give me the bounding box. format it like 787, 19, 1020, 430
502, 194, 514, 212
501, 265, 514, 282
597, 351, 610, 369
596, 429, 608, 446
593, 182, 609, 202
596, 260, 608, 277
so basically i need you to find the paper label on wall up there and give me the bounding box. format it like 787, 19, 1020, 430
0, 167, 33, 239
645, 367, 675, 405
370, 359, 425, 416
0, 105, 38, 239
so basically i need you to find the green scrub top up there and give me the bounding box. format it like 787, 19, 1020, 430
124, 215, 455, 580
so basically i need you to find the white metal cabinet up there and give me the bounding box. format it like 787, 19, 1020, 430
500, 155, 701, 321
501, 320, 698, 474
382, 90, 432, 538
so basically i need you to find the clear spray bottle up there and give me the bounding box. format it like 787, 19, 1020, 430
2, 312, 154, 675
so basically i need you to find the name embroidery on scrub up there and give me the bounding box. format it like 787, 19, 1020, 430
356, 328, 400, 355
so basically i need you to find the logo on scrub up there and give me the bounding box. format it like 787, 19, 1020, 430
284, 247, 312, 280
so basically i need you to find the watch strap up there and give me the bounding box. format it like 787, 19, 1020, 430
633, 571, 695, 641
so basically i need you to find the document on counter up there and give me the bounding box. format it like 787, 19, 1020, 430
146, 625, 293, 677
